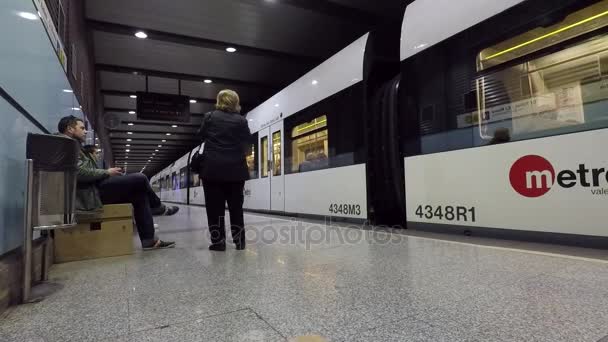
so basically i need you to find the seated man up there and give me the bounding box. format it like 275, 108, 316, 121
58, 115, 176, 250
82, 144, 177, 217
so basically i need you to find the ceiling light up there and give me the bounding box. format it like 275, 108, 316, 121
128, 123, 134, 126
172, 125, 178, 128
226, 47, 237, 53
128, 111, 136, 114
63, 89, 73, 93
166, 133, 171, 136
127, 132, 133, 135
158, 145, 162, 147
125, 149, 130, 152
152, 153, 155, 156
97, 149, 102, 152
155, 149, 159, 152
204, 79, 212, 84
130, 95, 137, 99
126, 144, 131, 147
312, 80, 318, 85
127, 139, 132, 142
189, 99, 197, 104
162, 140, 167, 142
134, 31, 148, 39
126, 156, 129, 159
17, 12, 38, 20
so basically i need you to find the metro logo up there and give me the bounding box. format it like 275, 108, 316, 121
509, 155, 555, 198
509, 155, 608, 197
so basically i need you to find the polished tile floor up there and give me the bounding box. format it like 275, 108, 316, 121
2, 205, 608, 342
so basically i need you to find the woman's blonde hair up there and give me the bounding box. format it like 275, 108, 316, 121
215, 89, 241, 113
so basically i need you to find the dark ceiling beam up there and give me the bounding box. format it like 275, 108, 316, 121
110, 138, 196, 145
119, 120, 199, 128
114, 159, 174, 163
275, 0, 397, 24
105, 107, 206, 117
97, 64, 279, 90
101, 90, 256, 108
108, 132, 199, 140
111, 144, 192, 149
88, 19, 321, 65
115, 158, 166, 161
114, 156, 173, 160
112, 148, 187, 153
108, 127, 196, 135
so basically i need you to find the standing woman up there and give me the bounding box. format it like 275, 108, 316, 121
196, 90, 251, 251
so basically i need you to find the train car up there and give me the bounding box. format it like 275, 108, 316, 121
158, 153, 190, 204
154, 25, 400, 223
152, 0, 608, 244
397, 0, 608, 241
243, 32, 377, 221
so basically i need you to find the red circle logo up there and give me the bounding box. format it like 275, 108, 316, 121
509, 155, 555, 198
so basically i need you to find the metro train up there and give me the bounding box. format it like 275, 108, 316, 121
152, 0, 608, 243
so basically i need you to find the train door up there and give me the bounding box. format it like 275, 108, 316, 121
258, 121, 285, 212
269, 121, 285, 212
258, 129, 271, 210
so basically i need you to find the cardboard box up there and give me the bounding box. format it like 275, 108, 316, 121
54, 204, 134, 263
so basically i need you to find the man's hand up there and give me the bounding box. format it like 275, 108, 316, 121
107, 167, 123, 176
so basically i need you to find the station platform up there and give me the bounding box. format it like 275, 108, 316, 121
1, 205, 607, 342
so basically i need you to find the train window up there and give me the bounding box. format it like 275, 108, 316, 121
246, 132, 259, 179
272, 131, 281, 176
171, 172, 178, 190
401, 0, 608, 154
289, 115, 328, 173
190, 170, 200, 187
179, 167, 187, 189
478, 1, 608, 71
261, 136, 269, 178
284, 84, 365, 174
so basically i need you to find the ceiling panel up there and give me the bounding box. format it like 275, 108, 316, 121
328, 0, 406, 15
100, 72, 273, 104
86, 0, 369, 57
94, 31, 308, 86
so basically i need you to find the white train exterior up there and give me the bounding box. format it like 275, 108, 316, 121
152, 0, 608, 245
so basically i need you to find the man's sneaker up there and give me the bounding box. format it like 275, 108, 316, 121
142, 240, 175, 250
151, 204, 166, 216
164, 206, 179, 216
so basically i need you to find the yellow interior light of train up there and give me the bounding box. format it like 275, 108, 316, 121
297, 119, 327, 132
482, 9, 608, 61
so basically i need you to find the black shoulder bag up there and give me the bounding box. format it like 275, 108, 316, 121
189, 112, 212, 172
